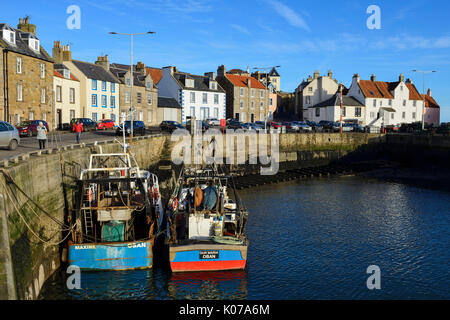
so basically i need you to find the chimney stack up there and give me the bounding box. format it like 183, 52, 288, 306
314, 70, 320, 80
370, 74, 376, 81
95, 54, 110, 70
136, 61, 146, 74
427, 88, 431, 96
52, 40, 72, 63
204, 72, 215, 80
17, 16, 37, 36
353, 73, 360, 83
328, 70, 333, 79
399, 73, 404, 82
217, 65, 226, 77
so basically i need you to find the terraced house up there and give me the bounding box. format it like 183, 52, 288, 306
53, 63, 80, 129
158, 66, 225, 123
0, 17, 54, 126
216, 65, 270, 123
347, 73, 424, 127
53, 43, 120, 123
107, 61, 158, 126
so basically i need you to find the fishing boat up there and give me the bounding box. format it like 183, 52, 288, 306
167, 166, 249, 272
68, 146, 164, 270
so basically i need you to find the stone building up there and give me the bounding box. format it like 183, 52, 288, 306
216, 65, 270, 122
252, 67, 281, 92
108, 61, 158, 126
294, 70, 339, 120
0, 17, 54, 126
422, 89, 440, 126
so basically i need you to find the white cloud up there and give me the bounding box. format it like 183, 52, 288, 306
230, 24, 251, 35
266, 0, 310, 32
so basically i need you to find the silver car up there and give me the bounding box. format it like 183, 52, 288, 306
0, 121, 20, 150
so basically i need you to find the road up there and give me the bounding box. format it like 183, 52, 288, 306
0, 128, 163, 161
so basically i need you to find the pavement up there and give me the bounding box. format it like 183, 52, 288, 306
0, 128, 163, 162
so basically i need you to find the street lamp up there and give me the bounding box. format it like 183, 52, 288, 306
412, 70, 437, 131
109, 31, 155, 151
253, 66, 281, 129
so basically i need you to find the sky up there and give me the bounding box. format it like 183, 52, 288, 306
2, 0, 450, 122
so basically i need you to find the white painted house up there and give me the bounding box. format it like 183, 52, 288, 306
347, 73, 424, 127
158, 66, 226, 123
294, 70, 339, 120
53, 64, 80, 129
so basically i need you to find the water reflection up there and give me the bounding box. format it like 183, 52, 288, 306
168, 270, 248, 300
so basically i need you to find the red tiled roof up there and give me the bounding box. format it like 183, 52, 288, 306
405, 83, 422, 101
53, 70, 79, 81
422, 94, 440, 108
146, 67, 162, 84
358, 80, 422, 100
54, 70, 64, 79
226, 74, 267, 89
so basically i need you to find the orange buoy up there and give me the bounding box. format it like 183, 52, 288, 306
194, 187, 203, 208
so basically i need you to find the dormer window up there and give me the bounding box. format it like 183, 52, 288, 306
1, 25, 16, 45
209, 81, 216, 90
185, 78, 194, 88
126, 78, 131, 86
63, 69, 70, 79
146, 81, 152, 90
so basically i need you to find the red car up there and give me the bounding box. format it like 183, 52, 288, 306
97, 119, 115, 130
269, 121, 282, 129
16, 120, 49, 137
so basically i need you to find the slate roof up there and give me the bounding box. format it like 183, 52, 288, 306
0, 23, 52, 62
72, 60, 119, 83
109, 63, 148, 87
310, 94, 365, 108
158, 96, 181, 109
173, 72, 225, 93
269, 67, 280, 77
54, 64, 79, 81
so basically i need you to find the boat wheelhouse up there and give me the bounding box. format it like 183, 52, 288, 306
167, 166, 249, 272
68, 148, 164, 270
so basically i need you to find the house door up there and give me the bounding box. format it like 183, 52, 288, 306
235, 113, 239, 120
56, 109, 62, 129
251, 113, 254, 122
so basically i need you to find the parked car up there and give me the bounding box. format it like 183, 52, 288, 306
226, 119, 245, 130
116, 120, 146, 136
159, 121, 185, 133
333, 122, 353, 132
268, 121, 282, 129
205, 118, 220, 126
347, 123, 365, 132
254, 121, 268, 129
97, 119, 115, 130
0, 121, 20, 150
384, 125, 399, 133
15, 120, 49, 137
319, 120, 335, 132
306, 120, 323, 132
185, 120, 210, 132
242, 122, 263, 131
69, 118, 98, 132
291, 121, 312, 132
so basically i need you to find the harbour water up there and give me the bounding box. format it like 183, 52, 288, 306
39, 176, 450, 299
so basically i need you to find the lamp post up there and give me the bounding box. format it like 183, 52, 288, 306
109, 31, 155, 151
412, 70, 436, 131
339, 83, 343, 136
253, 66, 280, 130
